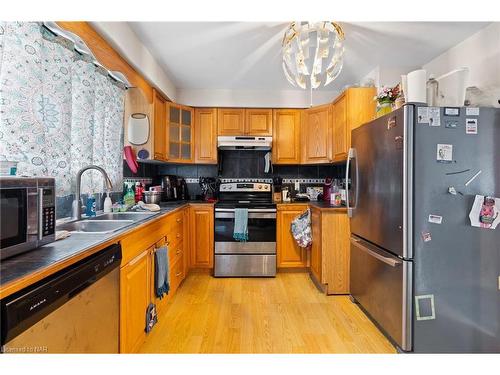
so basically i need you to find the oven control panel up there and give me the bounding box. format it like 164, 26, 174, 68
219, 183, 271, 192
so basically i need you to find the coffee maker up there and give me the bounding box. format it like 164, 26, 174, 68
160, 175, 179, 201
323, 177, 333, 202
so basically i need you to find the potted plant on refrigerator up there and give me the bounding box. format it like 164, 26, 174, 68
375, 85, 401, 118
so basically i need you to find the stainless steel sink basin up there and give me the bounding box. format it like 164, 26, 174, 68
58, 220, 134, 233
88, 212, 158, 221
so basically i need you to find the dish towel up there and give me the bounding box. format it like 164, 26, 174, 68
233, 208, 249, 242
154, 245, 170, 298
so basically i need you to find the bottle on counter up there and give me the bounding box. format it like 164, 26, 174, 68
135, 181, 144, 203
85, 193, 97, 217
330, 179, 342, 207
103, 192, 113, 213
123, 182, 135, 208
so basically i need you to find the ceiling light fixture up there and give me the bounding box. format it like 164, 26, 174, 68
282, 21, 345, 105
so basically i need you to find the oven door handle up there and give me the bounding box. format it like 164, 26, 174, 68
215, 208, 277, 213
215, 212, 276, 219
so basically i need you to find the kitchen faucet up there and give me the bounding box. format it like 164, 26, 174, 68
71, 165, 113, 220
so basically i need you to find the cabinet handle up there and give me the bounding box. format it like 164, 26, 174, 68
175, 271, 182, 277
176, 218, 182, 223
176, 249, 181, 255
176, 233, 181, 238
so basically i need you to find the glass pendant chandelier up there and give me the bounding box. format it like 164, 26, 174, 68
282, 21, 345, 93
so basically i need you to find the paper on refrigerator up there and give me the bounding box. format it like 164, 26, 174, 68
469, 195, 500, 229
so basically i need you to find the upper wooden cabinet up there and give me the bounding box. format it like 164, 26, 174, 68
217, 108, 245, 135
332, 95, 347, 161
302, 103, 332, 164
272, 109, 301, 164
218, 108, 273, 136
168, 103, 194, 163
194, 108, 218, 164
152, 89, 167, 161
331, 87, 376, 161
245, 108, 273, 136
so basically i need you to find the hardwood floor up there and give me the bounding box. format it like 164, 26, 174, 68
138, 272, 396, 354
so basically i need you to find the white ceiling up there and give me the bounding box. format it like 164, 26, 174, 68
128, 22, 489, 93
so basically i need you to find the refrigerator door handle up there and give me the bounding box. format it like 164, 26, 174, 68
346, 147, 356, 218
350, 237, 401, 267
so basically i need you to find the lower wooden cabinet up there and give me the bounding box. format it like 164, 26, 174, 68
120, 248, 152, 354
119, 208, 189, 353
310, 208, 323, 282
277, 205, 309, 268
189, 204, 214, 269
309, 206, 350, 295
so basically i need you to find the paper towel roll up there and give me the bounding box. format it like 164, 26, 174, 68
401, 75, 408, 98
406, 69, 427, 103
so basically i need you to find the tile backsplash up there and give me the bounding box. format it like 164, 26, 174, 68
119, 154, 346, 200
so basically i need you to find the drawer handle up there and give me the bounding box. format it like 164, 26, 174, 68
176, 218, 182, 223
176, 233, 181, 238
175, 271, 182, 277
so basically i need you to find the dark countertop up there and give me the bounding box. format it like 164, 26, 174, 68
277, 200, 347, 211
0, 201, 208, 298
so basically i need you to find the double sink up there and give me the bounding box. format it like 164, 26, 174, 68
57, 212, 159, 234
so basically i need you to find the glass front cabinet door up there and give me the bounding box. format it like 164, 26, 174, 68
168, 103, 194, 162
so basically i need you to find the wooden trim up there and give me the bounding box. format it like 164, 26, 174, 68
56, 22, 154, 103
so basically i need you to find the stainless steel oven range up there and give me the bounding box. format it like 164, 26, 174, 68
214, 182, 276, 277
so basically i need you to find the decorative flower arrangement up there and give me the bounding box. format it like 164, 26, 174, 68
374, 84, 401, 118
374, 85, 401, 104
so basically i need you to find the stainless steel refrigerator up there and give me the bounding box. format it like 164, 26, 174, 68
347, 104, 500, 353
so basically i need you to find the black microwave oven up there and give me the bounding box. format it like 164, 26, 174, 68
0, 177, 56, 259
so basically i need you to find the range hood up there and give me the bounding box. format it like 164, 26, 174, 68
217, 136, 272, 150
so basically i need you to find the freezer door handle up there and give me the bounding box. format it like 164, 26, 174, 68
346, 148, 357, 218
350, 237, 401, 267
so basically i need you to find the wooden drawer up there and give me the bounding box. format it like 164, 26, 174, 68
169, 254, 185, 294
168, 240, 183, 266
121, 218, 167, 265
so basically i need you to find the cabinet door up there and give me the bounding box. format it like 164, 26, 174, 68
153, 90, 167, 161
151, 236, 171, 315
120, 248, 151, 353
217, 108, 245, 135
194, 108, 217, 164
168, 104, 194, 162
332, 95, 347, 160
189, 205, 214, 268
272, 109, 301, 164
310, 209, 322, 283
180, 107, 194, 162
302, 104, 332, 164
245, 108, 273, 136
277, 208, 308, 268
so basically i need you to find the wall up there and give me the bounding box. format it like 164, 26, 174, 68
423, 23, 500, 90
91, 22, 177, 101
176, 88, 341, 108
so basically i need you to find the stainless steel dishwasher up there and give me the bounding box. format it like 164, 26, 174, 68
1, 244, 121, 353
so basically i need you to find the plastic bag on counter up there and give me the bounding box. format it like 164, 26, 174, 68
291, 208, 312, 248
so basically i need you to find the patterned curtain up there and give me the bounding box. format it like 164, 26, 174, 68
0, 22, 125, 197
